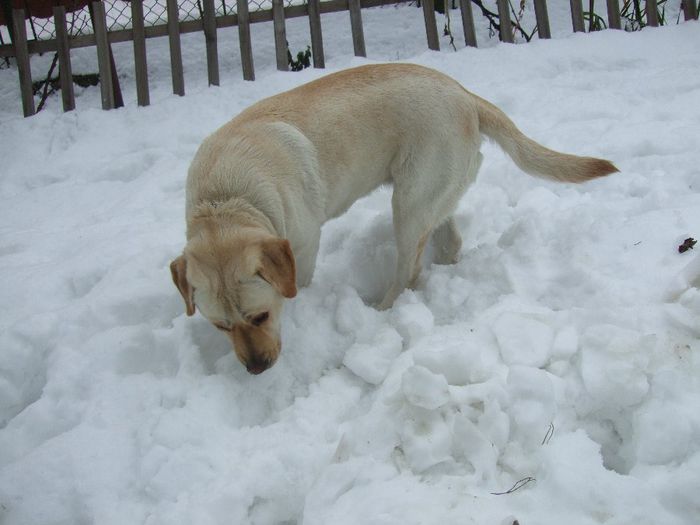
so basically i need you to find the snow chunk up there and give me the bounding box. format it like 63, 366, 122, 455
492, 312, 554, 367
633, 400, 692, 465
451, 413, 499, 481
333, 287, 381, 341
665, 253, 700, 336
666, 252, 700, 301
552, 325, 579, 359
507, 366, 556, 450
391, 294, 435, 344
343, 327, 403, 385
401, 366, 449, 410
399, 408, 452, 472
623, 369, 700, 467
579, 325, 654, 409
414, 341, 488, 386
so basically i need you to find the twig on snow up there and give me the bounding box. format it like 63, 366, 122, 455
541, 422, 555, 445
491, 476, 536, 495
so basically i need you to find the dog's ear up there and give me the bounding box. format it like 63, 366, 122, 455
170, 255, 196, 316
257, 239, 297, 299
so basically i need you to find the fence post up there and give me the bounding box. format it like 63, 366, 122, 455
131, 0, 150, 105
570, 0, 585, 32
92, 1, 115, 109
237, 0, 255, 79
496, 0, 514, 43
166, 0, 185, 95
645, 0, 659, 26
348, 0, 366, 57
53, 6, 75, 112
2, 1, 14, 43
272, 0, 288, 70
533, 0, 551, 39
202, 0, 220, 85
421, 0, 440, 50
307, 0, 325, 67
606, 0, 621, 29
683, 0, 698, 20
12, 9, 34, 117
459, 0, 477, 47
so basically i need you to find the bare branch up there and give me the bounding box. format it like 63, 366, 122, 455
491, 476, 536, 495
541, 422, 555, 445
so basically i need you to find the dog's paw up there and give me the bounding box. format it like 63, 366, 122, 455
376, 300, 392, 311
432, 249, 461, 265
376, 294, 397, 311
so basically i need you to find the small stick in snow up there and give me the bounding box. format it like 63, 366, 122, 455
541, 422, 554, 445
491, 476, 536, 495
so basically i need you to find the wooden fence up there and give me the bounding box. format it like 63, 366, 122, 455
1, 0, 698, 117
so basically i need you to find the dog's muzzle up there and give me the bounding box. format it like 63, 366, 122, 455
246, 357, 274, 375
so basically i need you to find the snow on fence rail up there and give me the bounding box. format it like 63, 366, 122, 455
1, 0, 698, 117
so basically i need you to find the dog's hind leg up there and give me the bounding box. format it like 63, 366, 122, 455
378, 147, 482, 310
431, 151, 482, 265
379, 165, 457, 309
432, 217, 462, 265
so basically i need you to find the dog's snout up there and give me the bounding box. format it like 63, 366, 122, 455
246, 357, 273, 375
230, 324, 280, 375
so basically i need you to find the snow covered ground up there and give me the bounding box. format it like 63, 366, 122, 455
1, 3, 699, 524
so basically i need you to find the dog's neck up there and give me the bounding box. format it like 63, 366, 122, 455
187, 197, 281, 240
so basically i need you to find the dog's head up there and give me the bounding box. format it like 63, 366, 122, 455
170, 226, 296, 374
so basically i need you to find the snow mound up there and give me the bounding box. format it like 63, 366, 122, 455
1, 8, 700, 525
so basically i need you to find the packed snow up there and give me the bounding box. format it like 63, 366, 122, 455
1, 3, 699, 524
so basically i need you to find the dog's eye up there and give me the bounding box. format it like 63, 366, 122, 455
250, 312, 269, 327
214, 323, 230, 332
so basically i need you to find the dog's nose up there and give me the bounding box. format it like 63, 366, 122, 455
246, 358, 272, 375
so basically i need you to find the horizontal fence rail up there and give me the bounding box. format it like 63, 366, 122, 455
1, 0, 698, 117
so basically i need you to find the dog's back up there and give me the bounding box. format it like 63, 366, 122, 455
209, 64, 615, 209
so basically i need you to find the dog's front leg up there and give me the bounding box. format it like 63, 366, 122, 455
378, 230, 430, 310
293, 229, 321, 288
377, 170, 441, 310
296, 261, 315, 288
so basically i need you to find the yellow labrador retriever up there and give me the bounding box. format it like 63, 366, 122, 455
171, 64, 617, 374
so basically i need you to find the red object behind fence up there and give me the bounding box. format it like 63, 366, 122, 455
0, 0, 94, 25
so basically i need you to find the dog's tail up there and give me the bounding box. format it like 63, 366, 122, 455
475, 95, 618, 182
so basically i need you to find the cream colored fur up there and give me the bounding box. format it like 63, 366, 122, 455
171, 63, 617, 374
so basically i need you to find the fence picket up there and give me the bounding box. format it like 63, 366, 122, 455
272, 0, 288, 70
7, 0, 698, 118
203, 0, 220, 85
421, 0, 440, 50
11, 9, 34, 117
53, 6, 75, 111
131, 0, 150, 105
237, 0, 255, 79
348, 0, 366, 57
645, 0, 659, 26
92, 1, 115, 109
533, 0, 551, 39
496, 0, 513, 43
570, 0, 585, 32
606, 0, 621, 29
308, 0, 325, 67
458, 0, 477, 47
166, 0, 185, 94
